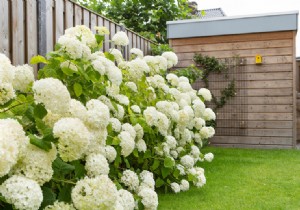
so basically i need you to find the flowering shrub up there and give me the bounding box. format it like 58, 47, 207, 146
0, 25, 215, 210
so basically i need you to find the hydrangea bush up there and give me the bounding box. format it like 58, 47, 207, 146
0, 25, 215, 210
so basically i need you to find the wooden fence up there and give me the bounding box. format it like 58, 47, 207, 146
0, 0, 155, 70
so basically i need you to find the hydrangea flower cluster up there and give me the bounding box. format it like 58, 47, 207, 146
0, 25, 215, 210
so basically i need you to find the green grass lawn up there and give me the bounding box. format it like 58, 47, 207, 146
158, 147, 300, 210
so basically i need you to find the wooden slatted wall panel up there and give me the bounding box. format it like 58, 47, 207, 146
0, 0, 155, 72
170, 31, 296, 148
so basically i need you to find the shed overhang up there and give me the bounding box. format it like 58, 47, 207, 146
167, 11, 299, 39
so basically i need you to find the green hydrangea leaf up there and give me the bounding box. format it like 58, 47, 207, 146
73, 83, 83, 97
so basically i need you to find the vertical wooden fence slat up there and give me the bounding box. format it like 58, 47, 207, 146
97, 16, 103, 26
128, 31, 133, 53
90, 13, 97, 33
141, 37, 144, 55
26, 0, 38, 76
46, 0, 54, 52
65, 0, 74, 29
55, 0, 64, 43
83, 10, 89, 27
132, 33, 137, 48
74, 5, 82, 25
136, 36, 141, 49
110, 22, 116, 49
11, 0, 25, 65
104, 19, 110, 51
0, 0, 10, 58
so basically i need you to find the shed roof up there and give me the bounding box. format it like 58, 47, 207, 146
167, 11, 299, 39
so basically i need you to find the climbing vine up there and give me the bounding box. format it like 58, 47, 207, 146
193, 53, 236, 111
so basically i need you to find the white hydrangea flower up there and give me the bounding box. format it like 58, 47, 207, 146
139, 170, 155, 190
0, 119, 28, 177
12, 143, 56, 185
162, 142, 170, 156
157, 112, 170, 136
12, 64, 34, 92
176, 164, 186, 175
166, 136, 177, 150
98, 95, 114, 110
53, 118, 90, 162
106, 83, 120, 97
177, 109, 190, 129
178, 76, 189, 83
106, 66, 123, 85
125, 82, 138, 92
130, 48, 144, 59
177, 82, 193, 93
134, 123, 144, 140
58, 36, 91, 59
127, 58, 150, 81
155, 56, 168, 72
119, 131, 135, 157
121, 170, 139, 191
131, 105, 141, 114
92, 56, 112, 75
114, 104, 125, 120
117, 189, 135, 210
110, 48, 124, 64
122, 123, 137, 139
0, 53, 14, 83
0, 175, 43, 210
60, 60, 78, 72
109, 117, 122, 132
180, 155, 194, 168
180, 180, 190, 191
198, 88, 212, 101
194, 132, 202, 145
203, 108, 216, 121
192, 99, 206, 118
68, 99, 87, 121
136, 139, 147, 152
33, 78, 71, 114
71, 175, 118, 210
200, 126, 215, 139
114, 94, 129, 106
0, 82, 15, 105
86, 128, 107, 154
45, 201, 76, 210
95, 26, 110, 35
85, 99, 110, 129
170, 150, 178, 159
143, 106, 158, 127
85, 153, 109, 177
89, 51, 105, 60
166, 73, 179, 86
171, 182, 181, 193
162, 51, 178, 68
190, 145, 201, 159
112, 31, 129, 46
105, 146, 117, 163
193, 167, 206, 188
138, 188, 158, 210
194, 117, 206, 130
65, 25, 97, 48
204, 152, 214, 162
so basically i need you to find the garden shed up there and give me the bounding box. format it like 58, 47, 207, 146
167, 11, 299, 148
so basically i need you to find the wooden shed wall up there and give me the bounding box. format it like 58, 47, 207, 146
170, 31, 297, 148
